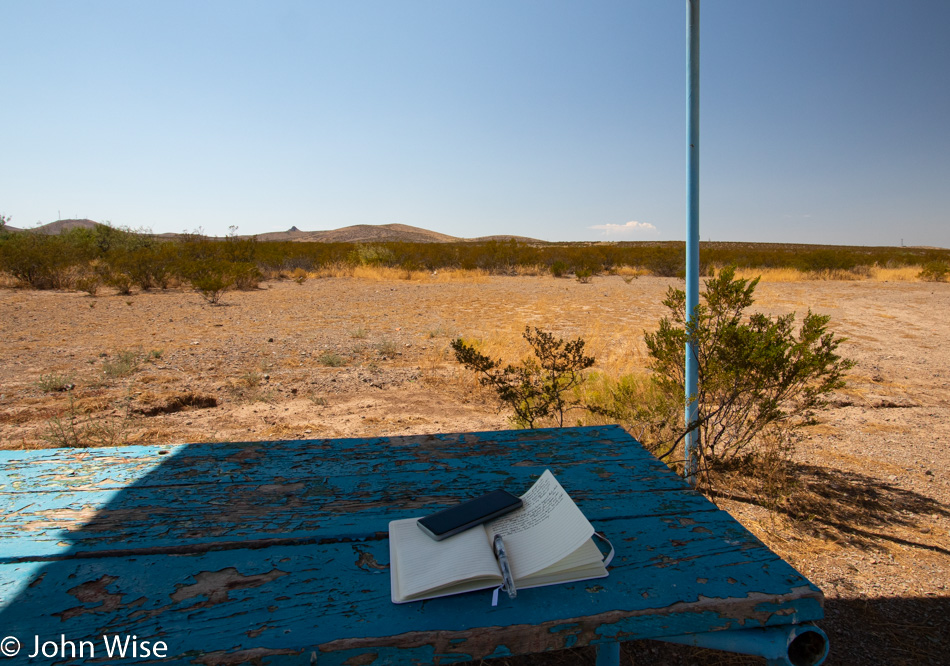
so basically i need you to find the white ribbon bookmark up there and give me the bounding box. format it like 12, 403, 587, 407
594, 531, 616, 568
491, 584, 503, 607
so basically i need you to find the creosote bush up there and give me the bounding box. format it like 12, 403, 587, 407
918, 261, 949, 282
641, 266, 854, 486
451, 327, 594, 428
454, 267, 853, 499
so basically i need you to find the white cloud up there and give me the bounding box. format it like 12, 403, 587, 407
590, 220, 657, 235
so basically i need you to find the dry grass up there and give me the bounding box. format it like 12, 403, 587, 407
431, 268, 491, 283
867, 265, 922, 282
730, 265, 922, 283
308, 264, 492, 283
613, 265, 652, 279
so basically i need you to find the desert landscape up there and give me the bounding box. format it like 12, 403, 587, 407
2, 273, 948, 664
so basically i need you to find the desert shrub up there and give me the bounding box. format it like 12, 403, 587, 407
0, 231, 79, 289
182, 259, 236, 304
131, 244, 177, 290
43, 395, 133, 448
103, 350, 142, 379
37, 373, 75, 393
452, 326, 595, 428
550, 260, 568, 278
642, 266, 854, 485
318, 352, 346, 367
100, 260, 135, 295
575, 267, 593, 283
643, 246, 685, 278
230, 262, 262, 290
375, 339, 399, 358
918, 261, 949, 282
75, 270, 101, 296
348, 244, 395, 267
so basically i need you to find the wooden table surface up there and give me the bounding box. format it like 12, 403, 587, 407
0, 425, 823, 664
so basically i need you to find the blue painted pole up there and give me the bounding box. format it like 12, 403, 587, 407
656, 624, 829, 666
685, 0, 701, 485
595, 641, 621, 666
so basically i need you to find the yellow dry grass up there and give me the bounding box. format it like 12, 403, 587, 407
430, 268, 491, 283
731, 267, 808, 282
730, 265, 922, 283
308, 264, 491, 283
867, 265, 921, 282
612, 265, 652, 278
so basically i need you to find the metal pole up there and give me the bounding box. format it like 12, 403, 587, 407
685, 0, 700, 485
656, 624, 829, 666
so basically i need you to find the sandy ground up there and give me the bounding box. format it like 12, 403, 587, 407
1, 275, 948, 664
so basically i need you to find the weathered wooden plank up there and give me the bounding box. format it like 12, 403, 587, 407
1, 425, 701, 561
0, 486, 717, 561
0, 426, 660, 492
0, 512, 821, 665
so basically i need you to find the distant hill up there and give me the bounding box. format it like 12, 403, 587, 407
11, 219, 546, 244
469, 234, 543, 243
255, 223, 545, 244
256, 223, 463, 244
28, 219, 101, 234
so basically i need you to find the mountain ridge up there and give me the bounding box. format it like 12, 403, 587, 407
16, 220, 545, 244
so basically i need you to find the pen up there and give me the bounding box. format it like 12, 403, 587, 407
493, 534, 517, 599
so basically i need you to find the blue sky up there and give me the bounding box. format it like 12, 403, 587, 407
2, 1, 948, 246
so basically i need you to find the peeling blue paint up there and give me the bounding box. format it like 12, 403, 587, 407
0, 426, 824, 664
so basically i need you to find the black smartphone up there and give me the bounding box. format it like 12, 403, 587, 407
417, 490, 523, 541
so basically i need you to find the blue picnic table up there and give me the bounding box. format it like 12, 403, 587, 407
0, 425, 827, 665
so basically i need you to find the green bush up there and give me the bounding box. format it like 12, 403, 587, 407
229, 262, 262, 291
182, 259, 236, 304
103, 350, 143, 379
0, 232, 79, 289
919, 261, 949, 282
452, 326, 595, 428
37, 373, 75, 393
318, 352, 346, 367
643, 266, 854, 484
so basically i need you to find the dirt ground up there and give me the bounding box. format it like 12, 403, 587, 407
1, 275, 948, 664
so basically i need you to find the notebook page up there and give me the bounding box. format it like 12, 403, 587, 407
389, 518, 501, 600
485, 470, 595, 580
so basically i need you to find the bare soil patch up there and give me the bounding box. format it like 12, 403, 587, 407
1, 276, 948, 664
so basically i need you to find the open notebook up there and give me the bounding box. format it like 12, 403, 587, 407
389, 470, 609, 604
